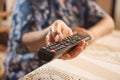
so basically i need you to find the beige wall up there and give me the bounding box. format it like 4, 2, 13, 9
0, 0, 3, 11
0, 0, 3, 24
115, 0, 120, 30
95, 0, 113, 15
6, 0, 16, 25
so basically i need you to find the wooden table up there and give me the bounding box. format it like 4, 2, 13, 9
20, 30, 120, 80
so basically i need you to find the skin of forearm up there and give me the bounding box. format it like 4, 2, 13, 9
88, 15, 115, 42
22, 27, 50, 53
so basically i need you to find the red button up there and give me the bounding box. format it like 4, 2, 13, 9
50, 50, 56, 53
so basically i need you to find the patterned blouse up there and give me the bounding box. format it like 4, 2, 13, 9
5, 0, 105, 79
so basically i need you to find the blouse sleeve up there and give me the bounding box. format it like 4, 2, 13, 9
12, 0, 37, 41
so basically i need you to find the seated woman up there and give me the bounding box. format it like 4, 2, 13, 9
4, 0, 114, 80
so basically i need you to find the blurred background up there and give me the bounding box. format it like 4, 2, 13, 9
0, 0, 119, 49
0, 0, 120, 79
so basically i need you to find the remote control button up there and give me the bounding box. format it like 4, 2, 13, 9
50, 50, 56, 53
42, 47, 46, 49
60, 42, 65, 45
64, 43, 71, 46
49, 46, 54, 50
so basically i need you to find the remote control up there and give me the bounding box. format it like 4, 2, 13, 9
37, 34, 91, 62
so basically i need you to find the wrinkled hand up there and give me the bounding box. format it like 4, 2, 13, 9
46, 20, 87, 60
46, 20, 73, 44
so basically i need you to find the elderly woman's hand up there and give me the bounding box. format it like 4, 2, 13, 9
46, 20, 87, 60
46, 20, 73, 44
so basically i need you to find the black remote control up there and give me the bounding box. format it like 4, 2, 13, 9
37, 34, 91, 62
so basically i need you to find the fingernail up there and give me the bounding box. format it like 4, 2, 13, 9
55, 35, 59, 42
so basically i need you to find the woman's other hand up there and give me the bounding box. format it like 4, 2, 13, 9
73, 27, 94, 43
